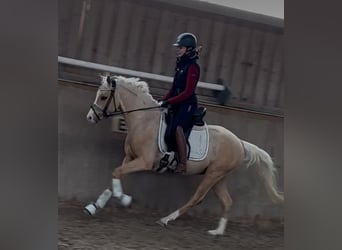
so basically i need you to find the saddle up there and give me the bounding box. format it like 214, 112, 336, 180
155, 107, 209, 173
164, 107, 207, 149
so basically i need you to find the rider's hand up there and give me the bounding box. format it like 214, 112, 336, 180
159, 100, 169, 108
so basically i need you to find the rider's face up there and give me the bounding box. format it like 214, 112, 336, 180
175, 46, 187, 57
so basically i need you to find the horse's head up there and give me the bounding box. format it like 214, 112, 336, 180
86, 75, 119, 123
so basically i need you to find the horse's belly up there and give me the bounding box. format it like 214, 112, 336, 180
186, 159, 210, 175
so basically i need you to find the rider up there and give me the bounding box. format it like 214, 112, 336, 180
159, 32, 201, 173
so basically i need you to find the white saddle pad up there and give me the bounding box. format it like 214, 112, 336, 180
158, 110, 209, 161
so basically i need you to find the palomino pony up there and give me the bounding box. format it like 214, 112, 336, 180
85, 75, 283, 236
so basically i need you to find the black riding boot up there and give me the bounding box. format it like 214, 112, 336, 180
175, 126, 187, 173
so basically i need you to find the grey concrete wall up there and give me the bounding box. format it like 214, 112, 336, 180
59, 0, 284, 115
59, 81, 283, 220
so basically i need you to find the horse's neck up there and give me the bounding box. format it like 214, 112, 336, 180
118, 86, 159, 130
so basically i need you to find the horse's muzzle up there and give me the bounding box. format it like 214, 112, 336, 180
87, 110, 99, 124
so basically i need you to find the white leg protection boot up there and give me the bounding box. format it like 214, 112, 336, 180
112, 178, 132, 207
84, 189, 112, 216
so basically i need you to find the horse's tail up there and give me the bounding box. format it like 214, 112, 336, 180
241, 140, 284, 204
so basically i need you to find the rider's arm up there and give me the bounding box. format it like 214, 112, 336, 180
163, 87, 173, 100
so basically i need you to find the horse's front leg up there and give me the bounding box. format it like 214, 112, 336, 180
84, 156, 152, 215
112, 156, 152, 207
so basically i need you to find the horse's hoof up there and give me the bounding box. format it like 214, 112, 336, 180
84, 203, 97, 216
207, 229, 224, 236
156, 220, 167, 227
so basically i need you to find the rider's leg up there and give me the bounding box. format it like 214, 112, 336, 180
175, 126, 187, 173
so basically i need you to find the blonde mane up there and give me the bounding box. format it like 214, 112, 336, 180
114, 76, 150, 93
99, 74, 155, 98
99, 74, 145, 88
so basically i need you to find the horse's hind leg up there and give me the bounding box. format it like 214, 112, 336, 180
207, 177, 232, 236
158, 171, 225, 226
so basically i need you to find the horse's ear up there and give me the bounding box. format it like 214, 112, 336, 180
106, 76, 116, 89
106, 76, 111, 85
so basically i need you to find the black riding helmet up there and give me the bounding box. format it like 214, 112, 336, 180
173, 33, 197, 49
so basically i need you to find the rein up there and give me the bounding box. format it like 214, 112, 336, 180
104, 105, 162, 118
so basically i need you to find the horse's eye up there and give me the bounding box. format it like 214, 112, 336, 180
100, 96, 108, 101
